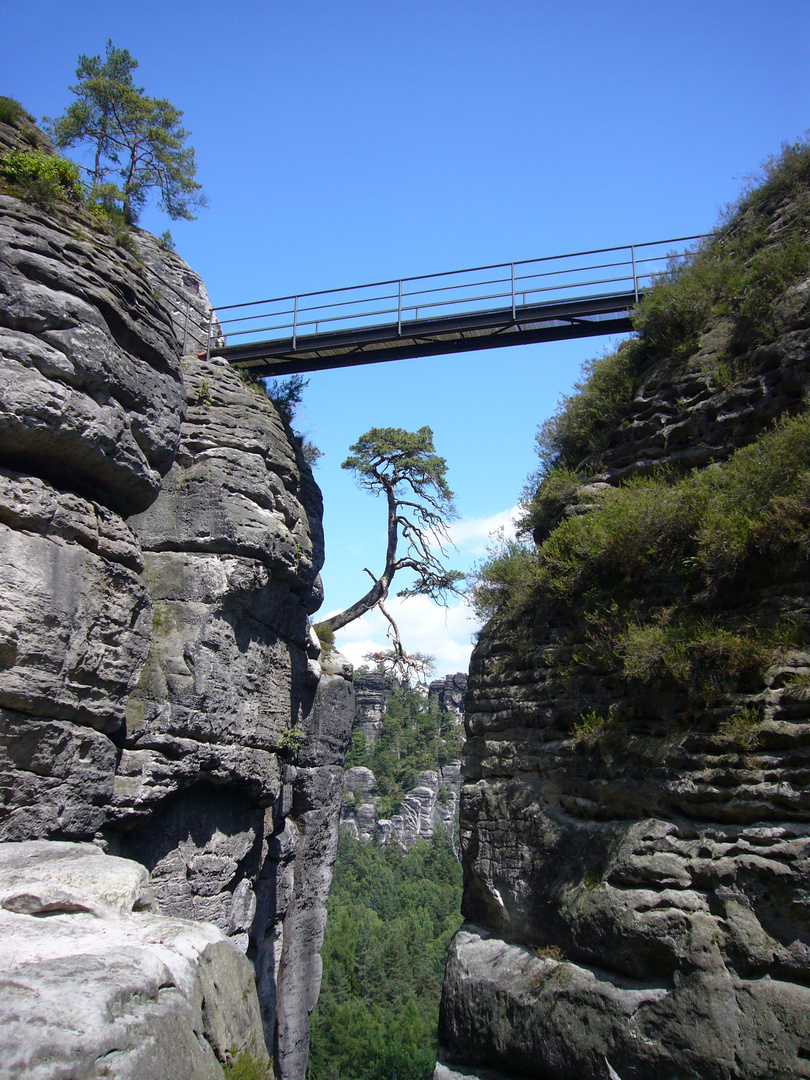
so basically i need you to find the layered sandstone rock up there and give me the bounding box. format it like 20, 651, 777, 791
0, 169, 352, 1078
437, 193, 810, 1078
340, 673, 466, 847
0, 841, 269, 1080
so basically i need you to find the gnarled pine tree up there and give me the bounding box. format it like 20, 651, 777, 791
317, 426, 463, 679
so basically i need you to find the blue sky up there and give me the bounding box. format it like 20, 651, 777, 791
6, 0, 809, 673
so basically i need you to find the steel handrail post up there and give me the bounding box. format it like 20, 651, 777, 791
397, 280, 402, 336
293, 295, 298, 351
511, 263, 516, 320
631, 245, 639, 303
205, 311, 214, 361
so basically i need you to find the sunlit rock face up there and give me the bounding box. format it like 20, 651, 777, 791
436, 239, 810, 1075
0, 154, 353, 1080
0, 841, 270, 1080
118, 354, 353, 1079
352, 670, 392, 744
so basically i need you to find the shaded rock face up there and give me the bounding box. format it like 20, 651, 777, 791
353, 670, 392, 744
429, 672, 468, 720
0, 841, 269, 1080
437, 293, 810, 1072
0, 186, 353, 1079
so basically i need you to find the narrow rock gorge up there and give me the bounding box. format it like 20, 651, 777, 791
436, 149, 810, 1079
0, 112, 353, 1078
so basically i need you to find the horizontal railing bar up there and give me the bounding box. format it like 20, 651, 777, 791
218, 280, 644, 344
212, 236, 705, 313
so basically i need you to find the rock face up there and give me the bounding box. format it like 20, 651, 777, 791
340, 675, 466, 847
352, 670, 392, 744
429, 673, 468, 720
0, 169, 353, 1079
342, 762, 462, 847
0, 841, 269, 1080
436, 200, 810, 1075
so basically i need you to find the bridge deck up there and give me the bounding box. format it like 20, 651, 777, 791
202, 237, 701, 377
216, 292, 636, 377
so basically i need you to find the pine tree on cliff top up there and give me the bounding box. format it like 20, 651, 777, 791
47, 39, 205, 224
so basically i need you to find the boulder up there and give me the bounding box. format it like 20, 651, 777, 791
0, 841, 269, 1080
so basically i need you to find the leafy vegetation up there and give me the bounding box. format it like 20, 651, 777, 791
471, 410, 810, 713
308, 831, 463, 1080
278, 724, 307, 755
346, 676, 463, 818
46, 40, 205, 224
0, 95, 35, 126
524, 137, 810, 483
0, 146, 82, 205
223, 1052, 274, 1080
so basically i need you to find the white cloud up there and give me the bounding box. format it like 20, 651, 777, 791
448, 505, 520, 557
332, 594, 481, 677
321, 505, 519, 678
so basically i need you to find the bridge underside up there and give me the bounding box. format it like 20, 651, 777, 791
213, 292, 637, 377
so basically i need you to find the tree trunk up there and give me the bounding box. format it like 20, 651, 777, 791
317, 483, 398, 634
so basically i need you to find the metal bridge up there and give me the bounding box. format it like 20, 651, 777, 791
201, 236, 701, 377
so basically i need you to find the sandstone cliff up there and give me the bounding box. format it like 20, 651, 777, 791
0, 116, 353, 1079
339, 672, 466, 847
437, 147, 810, 1079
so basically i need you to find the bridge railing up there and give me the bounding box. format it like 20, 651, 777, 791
207, 236, 704, 357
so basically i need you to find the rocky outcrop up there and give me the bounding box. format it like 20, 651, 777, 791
429, 673, 467, 720
0, 195, 186, 514
352, 670, 392, 744
437, 189, 810, 1076
0, 171, 353, 1079
0, 841, 269, 1079
342, 762, 462, 847
340, 673, 465, 847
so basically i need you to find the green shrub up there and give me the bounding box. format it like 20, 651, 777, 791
222, 1051, 273, 1080
278, 725, 306, 754
0, 95, 34, 126
632, 246, 728, 365
571, 709, 617, 748
0, 146, 82, 204
467, 537, 539, 625
313, 622, 335, 651
473, 412, 810, 708
731, 232, 810, 343
734, 136, 810, 216
620, 620, 766, 697
519, 467, 585, 539
714, 705, 764, 752
533, 342, 637, 473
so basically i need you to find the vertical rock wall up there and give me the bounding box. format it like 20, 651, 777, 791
0, 175, 353, 1079
435, 268, 810, 1077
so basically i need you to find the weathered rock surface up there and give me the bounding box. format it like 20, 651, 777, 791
437, 203, 810, 1075
340, 673, 466, 846
352, 670, 392, 744
0, 176, 353, 1079
429, 672, 468, 719
0, 195, 186, 514
0, 841, 269, 1080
